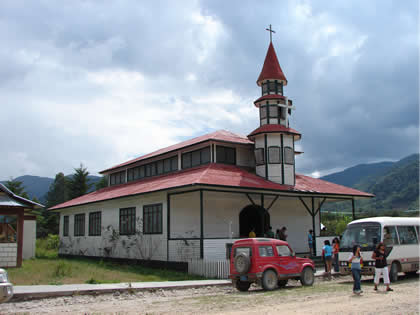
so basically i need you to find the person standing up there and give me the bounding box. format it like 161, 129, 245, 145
332, 237, 340, 272
265, 226, 274, 238
308, 230, 314, 256
372, 242, 393, 292
279, 226, 288, 241
323, 240, 333, 278
348, 244, 363, 294
248, 227, 256, 238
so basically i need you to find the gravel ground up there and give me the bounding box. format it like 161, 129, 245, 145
2, 275, 419, 314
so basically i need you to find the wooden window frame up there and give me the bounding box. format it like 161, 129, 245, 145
63, 215, 69, 236
268, 146, 282, 164
88, 211, 101, 236
143, 204, 163, 234
119, 207, 136, 235
216, 146, 236, 165
74, 213, 85, 237
284, 146, 294, 165
255, 148, 265, 166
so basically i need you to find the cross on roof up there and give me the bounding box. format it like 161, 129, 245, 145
266, 24, 275, 42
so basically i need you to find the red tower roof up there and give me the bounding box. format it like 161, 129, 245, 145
257, 42, 287, 86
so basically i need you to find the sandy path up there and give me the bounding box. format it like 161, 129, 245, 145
2, 275, 419, 314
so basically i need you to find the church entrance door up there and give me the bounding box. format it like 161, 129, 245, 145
239, 205, 270, 237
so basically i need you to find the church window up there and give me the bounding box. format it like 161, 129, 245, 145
127, 169, 134, 181
182, 152, 192, 169
119, 207, 136, 235
182, 147, 211, 169
216, 146, 236, 165
268, 81, 276, 93
268, 146, 281, 164
260, 106, 267, 119
157, 160, 164, 175
139, 166, 145, 178
284, 147, 294, 165
255, 148, 265, 165
191, 150, 201, 167
63, 216, 69, 237
163, 158, 171, 173
74, 213, 85, 237
170, 156, 178, 171
201, 147, 211, 164
110, 171, 126, 186
143, 204, 162, 234
262, 83, 268, 94
89, 211, 101, 236
268, 105, 278, 118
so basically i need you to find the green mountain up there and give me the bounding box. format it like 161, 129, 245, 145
321, 154, 419, 214
1, 174, 102, 203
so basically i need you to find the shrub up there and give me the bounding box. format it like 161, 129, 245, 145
53, 261, 72, 278
46, 234, 60, 250
36, 237, 58, 259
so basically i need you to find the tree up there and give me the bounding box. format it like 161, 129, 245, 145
69, 164, 92, 199
45, 173, 70, 208
95, 175, 109, 191
38, 172, 70, 237
5, 178, 30, 199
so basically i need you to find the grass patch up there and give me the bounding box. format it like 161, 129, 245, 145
7, 257, 205, 285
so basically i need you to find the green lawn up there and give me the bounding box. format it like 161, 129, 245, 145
7, 257, 205, 285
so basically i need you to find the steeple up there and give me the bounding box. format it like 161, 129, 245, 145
248, 28, 301, 186
257, 42, 287, 86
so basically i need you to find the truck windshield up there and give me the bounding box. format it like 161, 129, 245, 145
340, 222, 381, 252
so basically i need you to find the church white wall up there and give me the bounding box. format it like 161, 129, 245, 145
267, 197, 319, 253
203, 191, 249, 238
23, 220, 36, 259
170, 191, 200, 238
59, 192, 167, 261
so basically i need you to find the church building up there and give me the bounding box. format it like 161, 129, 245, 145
50, 34, 373, 263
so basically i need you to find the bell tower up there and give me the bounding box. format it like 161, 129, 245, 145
248, 26, 301, 186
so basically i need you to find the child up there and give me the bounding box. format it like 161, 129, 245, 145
372, 242, 393, 292
348, 244, 363, 294
323, 240, 333, 278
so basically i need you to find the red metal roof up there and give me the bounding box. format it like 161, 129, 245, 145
50, 163, 373, 211
257, 42, 287, 85
100, 130, 253, 173
248, 124, 301, 140
253, 94, 293, 107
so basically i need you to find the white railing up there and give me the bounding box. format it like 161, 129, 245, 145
188, 259, 230, 279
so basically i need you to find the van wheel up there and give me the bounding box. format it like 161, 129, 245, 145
390, 262, 399, 282
278, 279, 288, 287
300, 267, 315, 286
262, 269, 278, 291
235, 280, 251, 292
234, 253, 250, 274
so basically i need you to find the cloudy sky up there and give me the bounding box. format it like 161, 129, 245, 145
1, 0, 418, 180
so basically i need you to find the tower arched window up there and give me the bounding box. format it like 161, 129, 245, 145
254, 148, 265, 165
284, 147, 294, 165
268, 146, 282, 164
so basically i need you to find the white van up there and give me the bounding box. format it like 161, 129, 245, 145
338, 217, 420, 282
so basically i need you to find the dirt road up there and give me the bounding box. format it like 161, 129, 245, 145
2, 275, 419, 314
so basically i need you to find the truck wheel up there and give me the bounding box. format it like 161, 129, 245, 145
262, 269, 278, 291
390, 262, 399, 282
235, 280, 251, 292
278, 279, 288, 288
234, 253, 250, 274
300, 267, 315, 286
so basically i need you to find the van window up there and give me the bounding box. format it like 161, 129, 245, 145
397, 226, 418, 244
383, 226, 399, 245
234, 247, 252, 257
259, 246, 274, 257
276, 245, 291, 256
